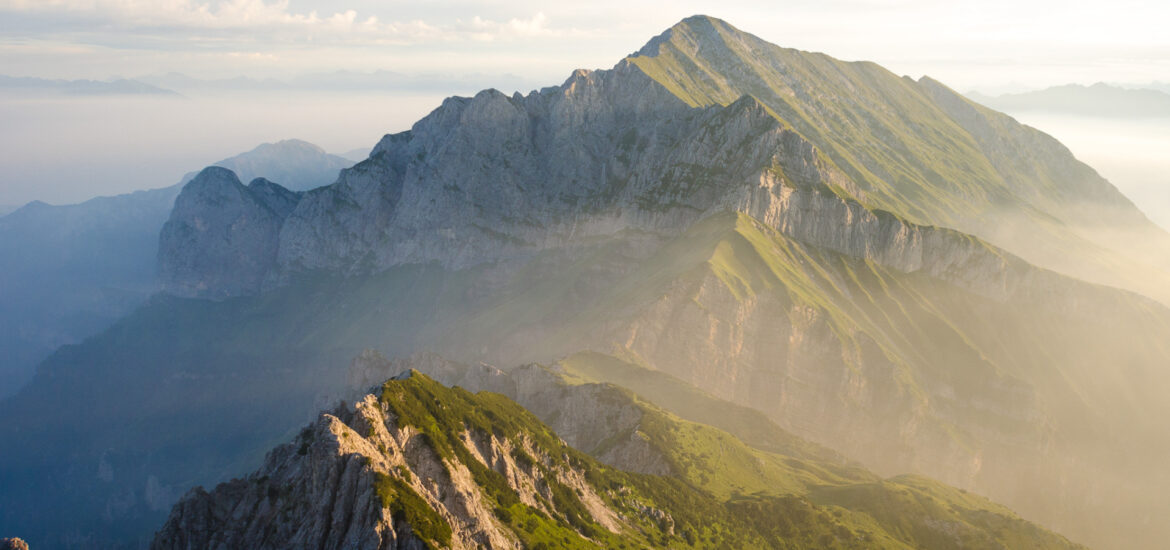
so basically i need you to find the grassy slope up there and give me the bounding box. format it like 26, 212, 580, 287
567, 210, 1170, 549
376, 371, 1084, 549
558, 350, 851, 464
630, 16, 1026, 227
586, 211, 1170, 454
553, 352, 1091, 549
628, 15, 1170, 307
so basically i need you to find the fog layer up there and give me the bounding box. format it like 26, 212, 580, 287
0, 91, 449, 205
1008, 112, 1170, 231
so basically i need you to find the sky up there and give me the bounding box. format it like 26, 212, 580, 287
0, 0, 1168, 206
2, 0, 1168, 91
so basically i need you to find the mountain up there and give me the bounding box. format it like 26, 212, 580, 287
137, 71, 542, 95
0, 140, 353, 398
3, 14, 1169, 550
159, 168, 303, 298
0, 187, 180, 398
153, 368, 1083, 550
187, 139, 355, 193
166, 18, 1170, 308
967, 83, 1170, 118
0, 75, 180, 96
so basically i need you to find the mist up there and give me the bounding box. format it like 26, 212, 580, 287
1007, 112, 1170, 231
0, 90, 452, 206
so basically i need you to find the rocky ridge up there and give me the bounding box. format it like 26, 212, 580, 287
154, 369, 1086, 550
152, 370, 669, 549
159, 16, 1170, 305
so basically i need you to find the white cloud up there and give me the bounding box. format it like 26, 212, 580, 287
0, 0, 578, 44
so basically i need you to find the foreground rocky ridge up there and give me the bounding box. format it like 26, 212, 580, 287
155, 369, 1085, 550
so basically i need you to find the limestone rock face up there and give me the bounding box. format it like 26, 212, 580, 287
347, 352, 673, 477
152, 401, 422, 550
152, 374, 624, 550
158, 167, 302, 298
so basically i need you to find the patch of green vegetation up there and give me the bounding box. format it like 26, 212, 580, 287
558, 351, 851, 465
368, 371, 1083, 550
630, 16, 1099, 236
809, 475, 1084, 550
374, 472, 453, 549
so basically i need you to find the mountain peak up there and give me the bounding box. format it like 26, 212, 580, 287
251, 138, 326, 155
190, 165, 241, 185
636, 14, 736, 57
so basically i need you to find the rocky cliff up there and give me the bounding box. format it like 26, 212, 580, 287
158, 167, 302, 298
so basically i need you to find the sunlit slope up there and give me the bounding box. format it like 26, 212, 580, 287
628, 15, 1170, 304
574, 211, 1170, 549
154, 370, 1085, 550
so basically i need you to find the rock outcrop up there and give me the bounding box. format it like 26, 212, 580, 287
153, 372, 633, 550
0, 538, 28, 550
158, 167, 302, 298
347, 351, 674, 477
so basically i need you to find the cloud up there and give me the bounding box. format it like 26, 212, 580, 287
0, 1, 579, 47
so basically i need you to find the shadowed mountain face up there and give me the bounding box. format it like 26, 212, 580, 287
2, 15, 1169, 550
0, 140, 353, 398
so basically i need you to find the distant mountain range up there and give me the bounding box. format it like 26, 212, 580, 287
0, 139, 356, 399
966, 82, 1170, 117
137, 70, 543, 95
0, 71, 544, 98
0, 75, 180, 96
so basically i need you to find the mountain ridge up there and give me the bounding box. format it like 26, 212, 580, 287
161, 15, 1170, 307
0, 138, 354, 397
966, 82, 1170, 118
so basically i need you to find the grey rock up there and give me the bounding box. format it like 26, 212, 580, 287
345, 351, 673, 477
153, 375, 623, 550
158, 167, 302, 298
